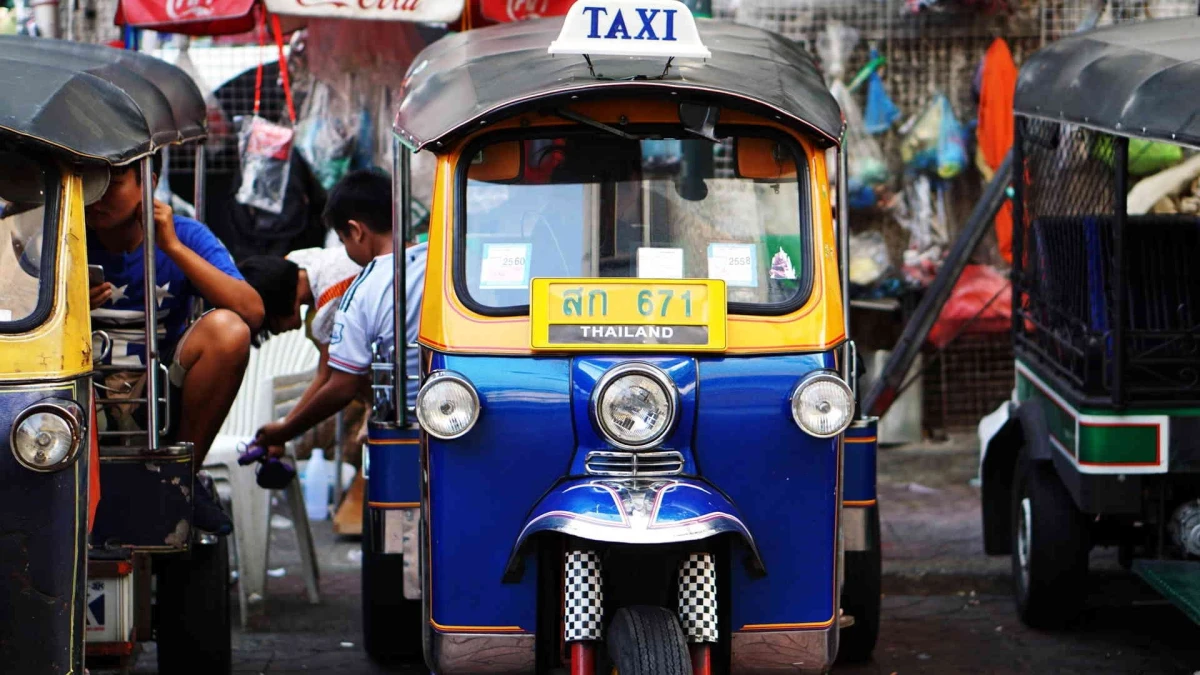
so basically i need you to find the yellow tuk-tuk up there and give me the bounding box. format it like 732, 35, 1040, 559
0, 36, 231, 674
362, 2, 883, 671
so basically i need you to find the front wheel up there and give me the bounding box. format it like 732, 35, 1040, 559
606, 606, 691, 675
1011, 458, 1089, 629
362, 499, 422, 662
155, 536, 233, 674
837, 506, 881, 663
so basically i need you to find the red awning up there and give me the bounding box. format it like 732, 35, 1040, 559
115, 0, 259, 35
477, 0, 573, 22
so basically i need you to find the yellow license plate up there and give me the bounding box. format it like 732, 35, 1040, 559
530, 278, 727, 351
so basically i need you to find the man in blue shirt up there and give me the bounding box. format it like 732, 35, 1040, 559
87, 154, 264, 535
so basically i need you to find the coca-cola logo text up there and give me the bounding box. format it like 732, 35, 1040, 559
165, 0, 217, 20
292, 0, 421, 12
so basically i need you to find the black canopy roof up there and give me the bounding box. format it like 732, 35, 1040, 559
0, 36, 207, 165
1014, 17, 1200, 148
393, 18, 844, 152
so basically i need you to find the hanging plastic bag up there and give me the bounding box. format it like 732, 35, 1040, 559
935, 95, 967, 179
294, 81, 357, 190
235, 12, 298, 215
863, 49, 900, 135
815, 21, 860, 83
830, 81, 889, 208
900, 96, 942, 173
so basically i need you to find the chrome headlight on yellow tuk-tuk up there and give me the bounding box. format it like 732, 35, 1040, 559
10, 399, 85, 472
790, 373, 855, 439
591, 363, 678, 451
416, 371, 481, 440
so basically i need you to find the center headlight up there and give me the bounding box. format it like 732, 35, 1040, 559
790, 372, 855, 438
11, 400, 85, 472
592, 363, 677, 450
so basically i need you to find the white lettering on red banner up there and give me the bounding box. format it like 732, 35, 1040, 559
264, 0, 460, 21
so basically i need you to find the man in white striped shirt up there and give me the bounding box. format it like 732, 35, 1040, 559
255, 170, 426, 449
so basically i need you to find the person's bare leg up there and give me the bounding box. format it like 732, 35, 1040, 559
174, 309, 251, 465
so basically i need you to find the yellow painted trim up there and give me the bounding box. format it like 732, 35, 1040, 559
0, 172, 93, 381
417, 100, 845, 356
738, 617, 836, 631
844, 436, 877, 444
842, 499, 877, 507
370, 439, 420, 446
368, 501, 420, 508
429, 619, 528, 634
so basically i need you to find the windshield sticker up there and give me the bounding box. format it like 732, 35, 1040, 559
0, 309, 10, 322
707, 243, 758, 288
769, 247, 797, 280
637, 247, 684, 279
480, 243, 532, 290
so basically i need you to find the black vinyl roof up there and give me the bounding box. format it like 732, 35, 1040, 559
1014, 17, 1200, 148
393, 17, 844, 151
0, 36, 207, 165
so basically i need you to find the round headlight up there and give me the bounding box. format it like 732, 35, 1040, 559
416, 371, 480, 440
791, 373, 855, 438
592, 364, 677, 450
11, 400, 84, 472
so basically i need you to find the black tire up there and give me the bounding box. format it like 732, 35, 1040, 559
1011, 458, 1089, 629
606, 606, 691, 675
362, 497, 423, 662
837, 506, 881, 664
155, 536, 233, 675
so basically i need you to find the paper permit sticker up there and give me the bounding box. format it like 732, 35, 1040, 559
769, 246, 797, 280
637, 247, 684, 279
707, 243, 758, 288
480, 243, 532, 289
547, 0, 711, 59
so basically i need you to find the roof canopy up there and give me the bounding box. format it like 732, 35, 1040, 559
0, 36, 207, 165
1014, 17, 1200, 148
393, 17, 844, 152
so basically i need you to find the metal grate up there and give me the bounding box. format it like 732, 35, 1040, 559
1015, 118, 1200, 404
585, 450, 685, 477
922, 332, 1015, 434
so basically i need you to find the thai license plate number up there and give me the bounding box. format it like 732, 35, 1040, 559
530, 278, 727, 351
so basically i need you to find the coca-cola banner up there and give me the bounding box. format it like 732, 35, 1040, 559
263, 0, 462, 23
478, 0, 573, 23
115, 0, 258, 35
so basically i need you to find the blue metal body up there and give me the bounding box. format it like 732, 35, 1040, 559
0, 380, 90, 675
366, 424, 421, 507
843, 420, 878, 505
422, 350, 841, 636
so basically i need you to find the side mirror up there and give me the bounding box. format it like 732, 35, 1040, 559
468, 141, 524, 183
81, 163, 112, 206
734, 137, 797, 181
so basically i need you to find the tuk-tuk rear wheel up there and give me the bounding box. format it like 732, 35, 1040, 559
837, 506, 881, 664
361, 499, 422, 663
154, 536, 233, 675
1011, 458, 1089, 629
606, 606, 691, 675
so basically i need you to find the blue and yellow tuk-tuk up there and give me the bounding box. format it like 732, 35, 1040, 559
362, 2, 882, 670
0, 36, 231, 674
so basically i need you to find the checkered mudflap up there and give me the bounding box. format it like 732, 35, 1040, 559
678, 553, 718, 643
564, 550, 604, 642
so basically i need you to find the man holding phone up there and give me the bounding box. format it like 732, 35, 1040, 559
87, 154, 264, 535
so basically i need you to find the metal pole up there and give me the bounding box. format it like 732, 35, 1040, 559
837, 145, 852, 387
393, 138, 412, 427
1011, 122, 1024, 341
1112, 137, 1129, 408
142, 157, 161, 451
193, 143, 206, 223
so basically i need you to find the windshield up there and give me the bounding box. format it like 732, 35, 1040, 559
0, 150, 57, 332
459, 129, 809, 314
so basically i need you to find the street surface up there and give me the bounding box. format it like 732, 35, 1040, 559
113, 438, 1199, 674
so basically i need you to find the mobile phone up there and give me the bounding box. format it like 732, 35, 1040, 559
88, 264, 105, 287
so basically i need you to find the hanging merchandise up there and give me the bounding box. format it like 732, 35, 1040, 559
294, 80, 359, 191
830, 80, 889, 208
863, 49, 900, 136
975, 37, 1017, 262
236, 11, 298, 215
1093, 136, 1185, 177
815, 21, 860, 83
900, 94, 966, 179
849, 230, 890, 289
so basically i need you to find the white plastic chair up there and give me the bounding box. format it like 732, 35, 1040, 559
205, 329, 321, 627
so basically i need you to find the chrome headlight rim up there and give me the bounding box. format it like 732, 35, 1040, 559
415, 370, 481, 440
590, 362, 679, 451
790, 371, 855, 439
10, 398, 86, 473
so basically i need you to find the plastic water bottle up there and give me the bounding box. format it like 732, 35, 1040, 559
303, 450, 330, 521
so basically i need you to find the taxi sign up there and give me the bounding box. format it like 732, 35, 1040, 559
530, 278, 727, 352
548, 0, 711, 59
